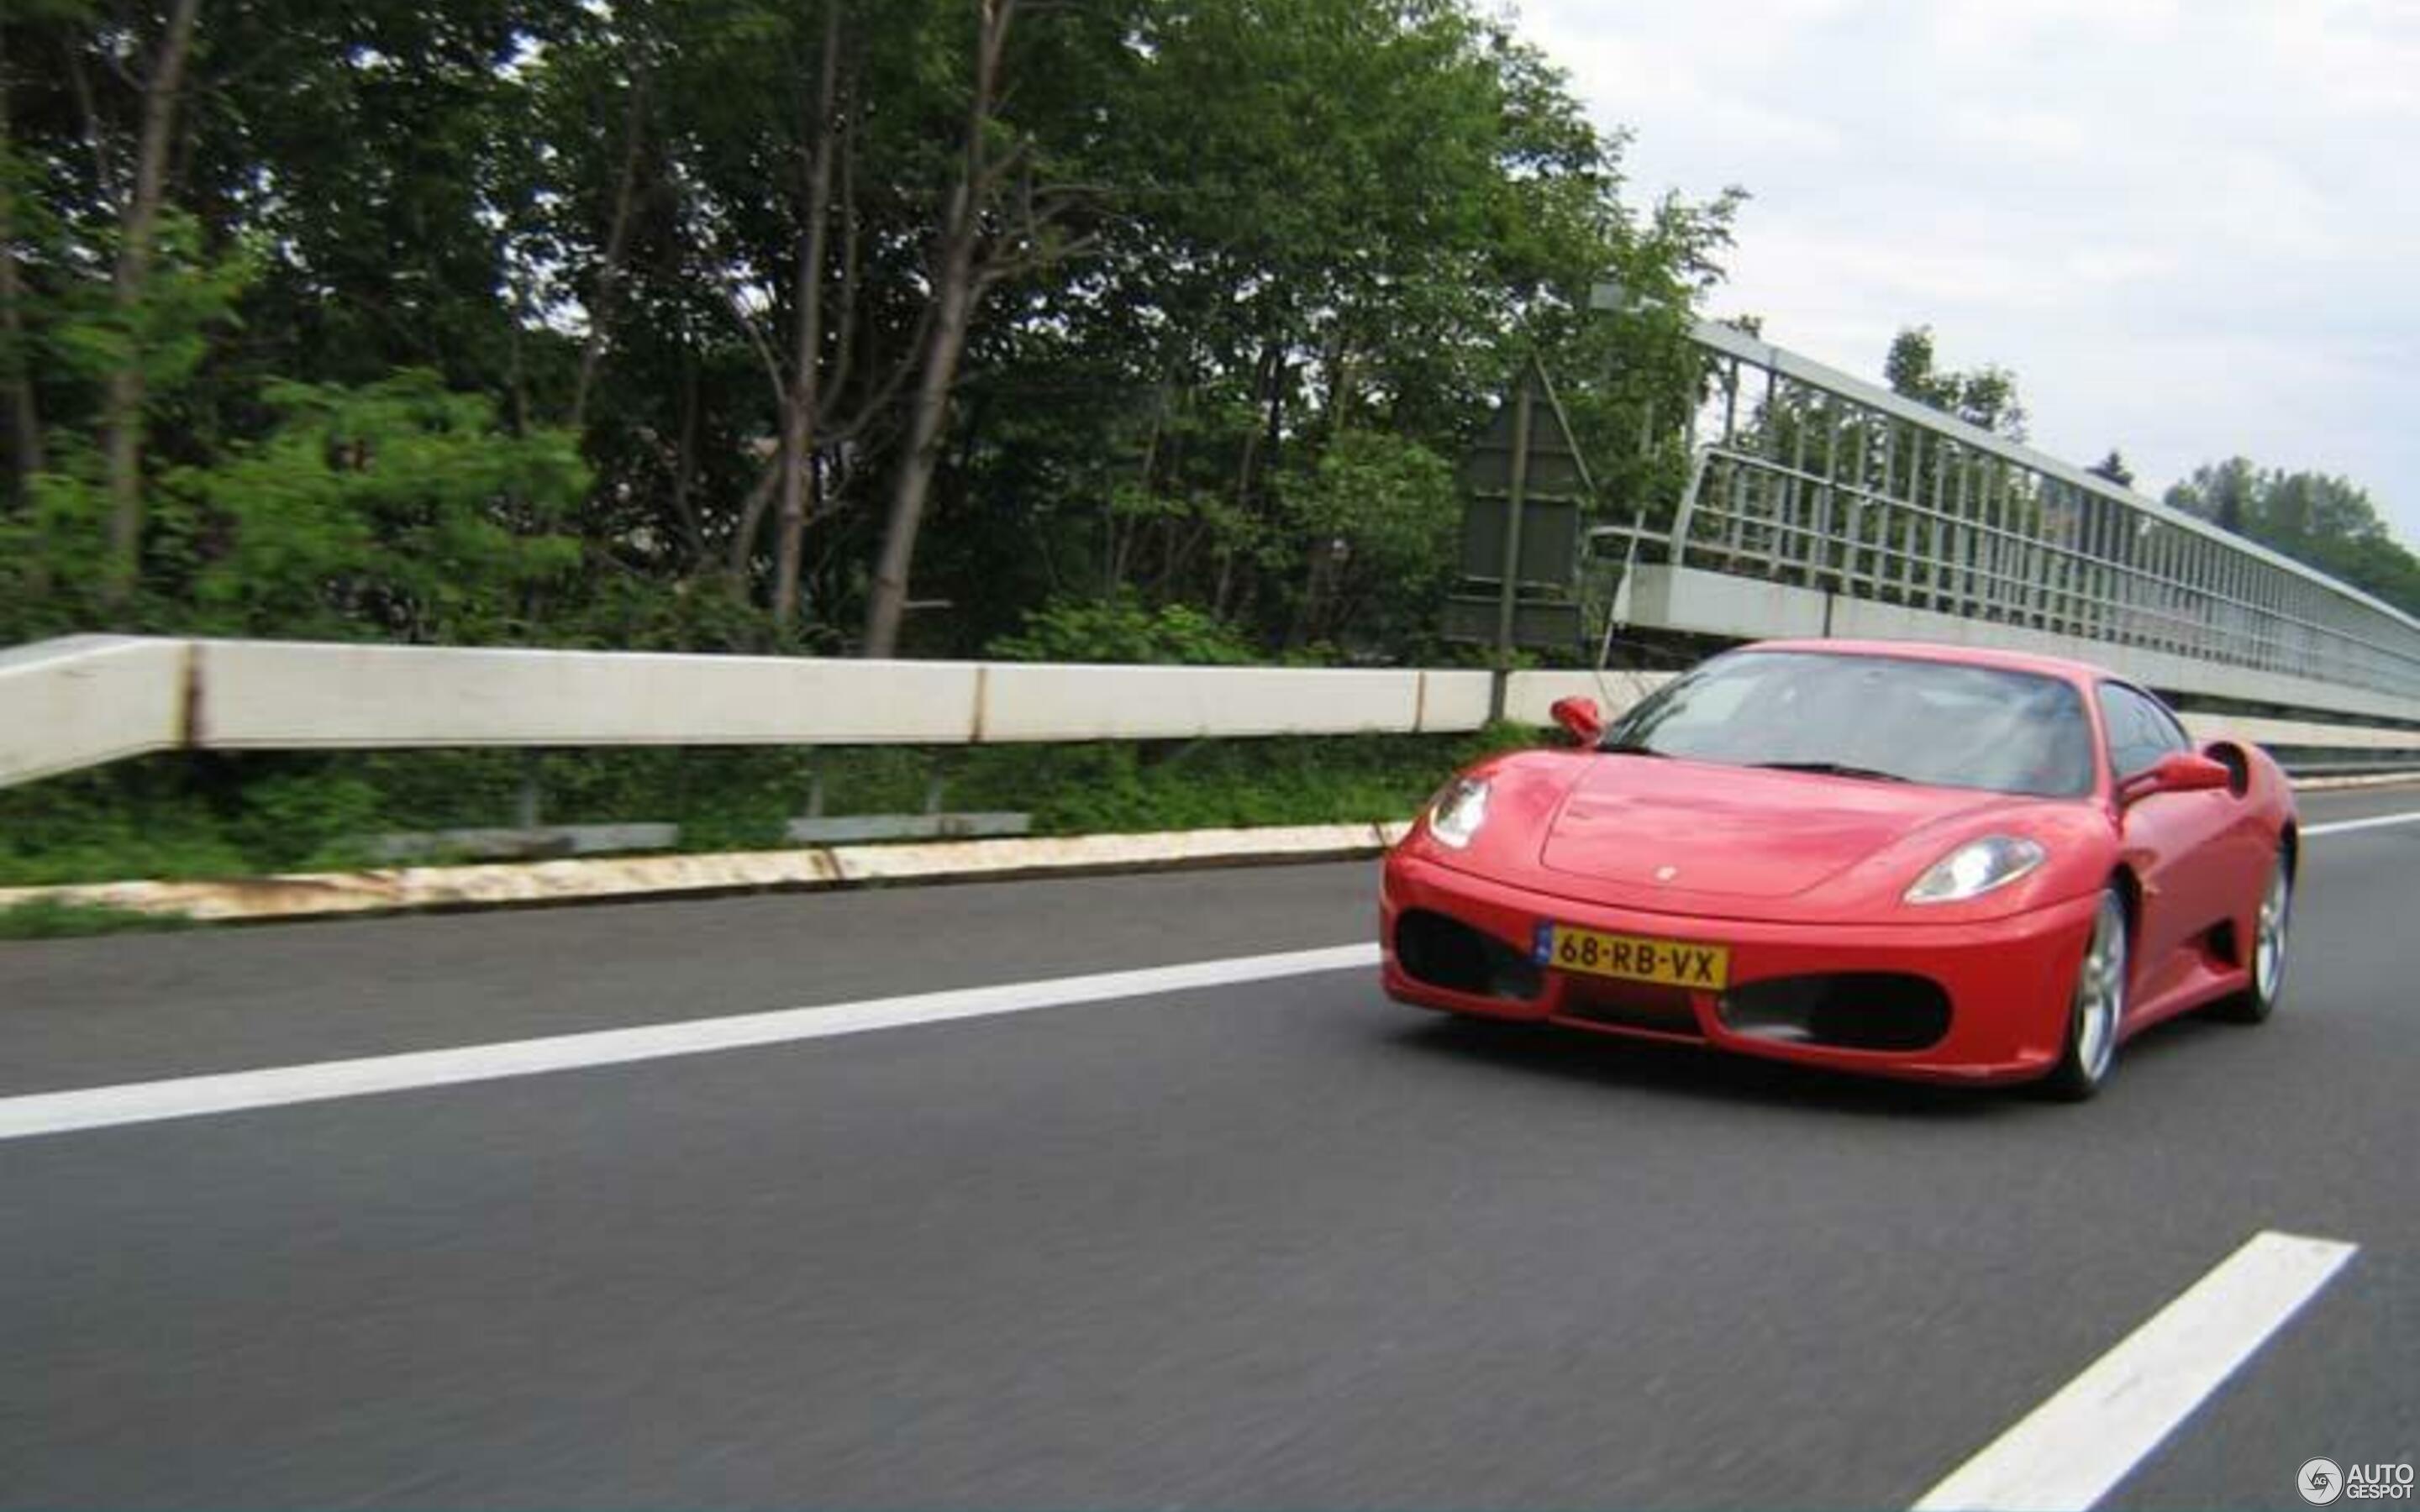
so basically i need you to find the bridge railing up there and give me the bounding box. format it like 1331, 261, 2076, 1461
1628, 323, 2420, 704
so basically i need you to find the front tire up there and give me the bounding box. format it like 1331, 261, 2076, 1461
2214, 849, 2292, 1024
2041, 889, 2128, 1101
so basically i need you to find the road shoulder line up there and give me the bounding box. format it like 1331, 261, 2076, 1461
0, 943, 1379, 1143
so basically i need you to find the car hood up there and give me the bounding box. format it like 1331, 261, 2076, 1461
1537, 757, 2017, 900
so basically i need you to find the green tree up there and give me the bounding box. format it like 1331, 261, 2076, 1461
1280, 429, 1460, 650
2087, 449, 2135, 488
2, 0, 1744, 665
161, 371, 585, 642
2168, 458, 2420, 616
1885, 325, 2027, 440
930, 0, 1736, 657
986, 592, 1255, 664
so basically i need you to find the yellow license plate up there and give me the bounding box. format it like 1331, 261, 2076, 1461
1534, 923, 1729, 990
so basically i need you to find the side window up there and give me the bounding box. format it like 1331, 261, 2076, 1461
2097, 683, 2189, 780
2141, 692, 2191, 753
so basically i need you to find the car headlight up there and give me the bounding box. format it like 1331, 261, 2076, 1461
1904, 835, 2046, 904
1426, 777, 1491, 849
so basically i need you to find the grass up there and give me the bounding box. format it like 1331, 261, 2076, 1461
0, 725, 1544, 890
0, 898, 199, 941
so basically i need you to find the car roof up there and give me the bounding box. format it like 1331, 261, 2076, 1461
1736, 638, 2115, 688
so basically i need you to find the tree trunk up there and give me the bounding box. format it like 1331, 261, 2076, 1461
724, 459, 781, 596
861, 0, 1013, 659
1108, 391, 1165, 596
1229, 340, 1276, 513
569, 65, 650, 436
771, 2, 844, 635
861, 205, 979, 658
668, 349, 706, 566
1324, 324, 1354, 439
0, 32, 46, 501
98, 0, 203, 613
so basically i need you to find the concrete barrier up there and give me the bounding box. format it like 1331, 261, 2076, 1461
3, 633, 2415, 792
192, 640, 986, 748
972, 662, 1424, 742
0, 637, 189, 785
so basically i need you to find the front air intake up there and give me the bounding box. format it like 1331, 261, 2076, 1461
1394, 910, 1544, 1001
1717, 974, 1951, 1052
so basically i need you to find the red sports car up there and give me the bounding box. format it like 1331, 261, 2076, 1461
1381, 640, 2298, 1098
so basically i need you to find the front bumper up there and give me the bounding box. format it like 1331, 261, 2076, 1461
1381, 850, 2102, 1085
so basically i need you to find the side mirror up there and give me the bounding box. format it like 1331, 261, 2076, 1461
2120, 750, 2233, 804
1549, 696, 1604, 747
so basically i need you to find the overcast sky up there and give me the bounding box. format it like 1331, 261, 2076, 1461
1515, 0, 2418, 543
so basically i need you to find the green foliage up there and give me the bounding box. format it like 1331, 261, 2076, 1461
958, 723, 1536, 835
0, 464, 110, 638
987, 593, 1258, 664
1286, 433, 1459, 583
221, 770, 389, 870
0, 899, 197, 942
0, 760, 251, 885
42, 214, 256, 395
1885, 325, 2028, 439
1276, 429, 1460, 649
955, 739, 1415, 835
156, 372, 587, 642
2087, 449, 2136, 489
939, 0, 1739, 654
2168, 459, 2420, 616
2, 0, 1763, 658
0, 727, 1548, 889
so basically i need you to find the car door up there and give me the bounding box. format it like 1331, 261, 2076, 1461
2101, 682, 2235, 1011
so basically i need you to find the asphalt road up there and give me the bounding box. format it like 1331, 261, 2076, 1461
3, 785, 2416, 1509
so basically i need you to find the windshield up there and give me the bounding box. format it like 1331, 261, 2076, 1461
1602, 651, 2096, 798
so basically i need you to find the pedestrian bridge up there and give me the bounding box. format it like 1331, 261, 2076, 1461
1598, 319, 2420, 725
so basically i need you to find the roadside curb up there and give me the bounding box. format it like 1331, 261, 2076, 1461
0, 822, 1414, 925
3, 772, 2410, 928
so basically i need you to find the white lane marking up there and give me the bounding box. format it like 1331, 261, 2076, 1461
4, 808, 2399, 1142
2305, 809, 2420, 837
0, 943, 1380, 1143
1911, 1230, 2358, 1512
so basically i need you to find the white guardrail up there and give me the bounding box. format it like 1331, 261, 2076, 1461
3, 635, 2415, 792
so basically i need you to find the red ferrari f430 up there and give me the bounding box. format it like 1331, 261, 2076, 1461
1381, 641, 2299, 1099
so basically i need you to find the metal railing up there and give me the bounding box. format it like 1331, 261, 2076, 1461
1630, 322, 2420, 701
